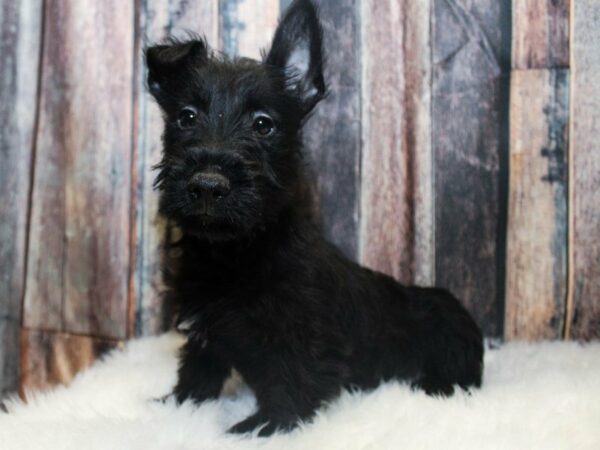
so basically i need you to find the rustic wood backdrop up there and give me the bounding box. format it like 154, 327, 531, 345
1, 0, 599, 398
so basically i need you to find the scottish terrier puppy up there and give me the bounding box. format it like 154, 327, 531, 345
146, 0, 483, 437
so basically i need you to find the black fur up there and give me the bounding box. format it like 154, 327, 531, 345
146, 0, 483, 437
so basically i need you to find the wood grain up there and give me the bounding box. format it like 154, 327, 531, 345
20, 328, 121, 395
22, 0, 65, 332
25, 0, 133, 339
132, 1, 219, 337
359, 0, 433, 285
163, 0, 219, 47
505, 69, 568, 340
432, 0, 511, 336
220, 0, 280, 59
512, 0, 569, 70
568, 0, 600, 340
0, 0, 43, 397
303, 0, 361, 260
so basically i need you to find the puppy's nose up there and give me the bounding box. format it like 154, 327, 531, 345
187, 172, 231, 200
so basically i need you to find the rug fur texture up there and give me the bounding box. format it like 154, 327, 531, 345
1, 333, 599, 450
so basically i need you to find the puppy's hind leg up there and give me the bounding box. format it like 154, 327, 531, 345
409, 288, 484, 397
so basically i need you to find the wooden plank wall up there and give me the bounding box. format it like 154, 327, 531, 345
303, 0, 361, 260
221, 0, 279, 59
21, 0, 134, 393
0, 0, 43, 397
505, 0, 570, 340
360, 0, 433, 285
1, 0, 600, 398
432, 0, 511, 337
24, 0, 134, 337
568, 0, 600, 340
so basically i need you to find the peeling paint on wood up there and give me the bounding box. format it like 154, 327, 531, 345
505, 68, 568, 340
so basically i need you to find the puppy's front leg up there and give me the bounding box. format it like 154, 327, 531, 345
173, 340, 231, 404
228, 384, 314, 437
228, 355, 335, 437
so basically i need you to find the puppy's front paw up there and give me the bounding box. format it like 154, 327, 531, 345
172, 381, 218, 405
228, 411, 297, 437
411, 376, 455, 397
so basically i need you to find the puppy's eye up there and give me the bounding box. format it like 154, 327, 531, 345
253, 114, 275, 136
177, 107, 198, 129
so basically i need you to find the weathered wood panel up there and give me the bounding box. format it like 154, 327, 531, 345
164, 0, 219, 46
512, 0, 569, 70
20, 329, 121, 395
0, 0, 42, 397
303, 0, 361, 260
25, 0, 134, 339
505, 69, 568, 340
568, 0, 600, 340
505, 0, 570, 340
132, 0, 219, 336
359, 0, 433, 285
23, 1, 65, 333
432, 0, 511, 336
220, 0, 280, 59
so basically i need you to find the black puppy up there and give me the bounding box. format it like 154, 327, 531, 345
146, 0, 483, 437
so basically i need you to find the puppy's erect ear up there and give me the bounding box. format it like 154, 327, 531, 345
145, 39, 208, 100
266, 0, 326, 113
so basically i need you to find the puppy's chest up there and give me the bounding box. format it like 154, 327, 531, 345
177, 293, 284, 353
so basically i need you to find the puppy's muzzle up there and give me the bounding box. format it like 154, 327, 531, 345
187, 171, 231, 212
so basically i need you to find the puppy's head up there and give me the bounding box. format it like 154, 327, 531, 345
146, 0, 325, 242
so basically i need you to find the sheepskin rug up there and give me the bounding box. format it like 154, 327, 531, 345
1, 333, 599, 450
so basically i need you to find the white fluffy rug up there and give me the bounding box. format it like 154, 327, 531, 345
1, 333, 599, 450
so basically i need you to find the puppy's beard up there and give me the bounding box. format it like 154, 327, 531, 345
178, 215, 244, 241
